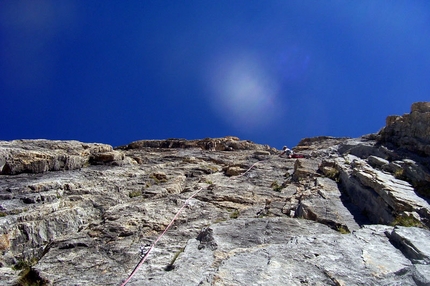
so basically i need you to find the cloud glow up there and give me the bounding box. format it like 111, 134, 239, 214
205, 52, 281, 132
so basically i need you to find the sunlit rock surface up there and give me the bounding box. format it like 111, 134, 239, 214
1, 103, 430, 285
380, 101, 430, 156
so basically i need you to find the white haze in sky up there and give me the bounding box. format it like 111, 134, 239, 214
205, 51, 282, 133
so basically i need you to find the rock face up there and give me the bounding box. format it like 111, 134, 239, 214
1, 103, 430, 285
0, 140, 127, 175
380, 101, 430, 156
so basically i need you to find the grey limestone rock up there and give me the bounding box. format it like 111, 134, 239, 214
1, 103, 430, 285
141, 219, 418, 286
0, 139, 123, 175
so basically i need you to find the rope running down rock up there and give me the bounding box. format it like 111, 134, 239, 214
120, 157, 269, 285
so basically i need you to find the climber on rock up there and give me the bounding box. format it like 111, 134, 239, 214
279, 146, 293, 158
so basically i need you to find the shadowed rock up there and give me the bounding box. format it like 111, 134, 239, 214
1, 102, 430, 285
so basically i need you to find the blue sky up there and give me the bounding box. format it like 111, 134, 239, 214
1, 1, 430, 149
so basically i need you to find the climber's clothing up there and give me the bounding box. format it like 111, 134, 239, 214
279, 146, 293, 158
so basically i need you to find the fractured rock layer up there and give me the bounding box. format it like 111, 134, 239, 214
1, 104, 430, 285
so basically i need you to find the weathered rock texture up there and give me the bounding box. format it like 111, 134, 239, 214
380, 101, 430, 156
1, 103, 430, 285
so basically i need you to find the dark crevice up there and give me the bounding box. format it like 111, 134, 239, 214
334, 176, 373, 226
13, 268, 49, 286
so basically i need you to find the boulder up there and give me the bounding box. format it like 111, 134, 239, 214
367, 155, 389, 168
90, 151, 124, 164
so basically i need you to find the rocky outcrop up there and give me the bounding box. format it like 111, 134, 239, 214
333, 151, 430, 227
118, 136, 276, 152
1, 103, 430, 285
0, 140, 130, 175
379, 101, 430, 156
